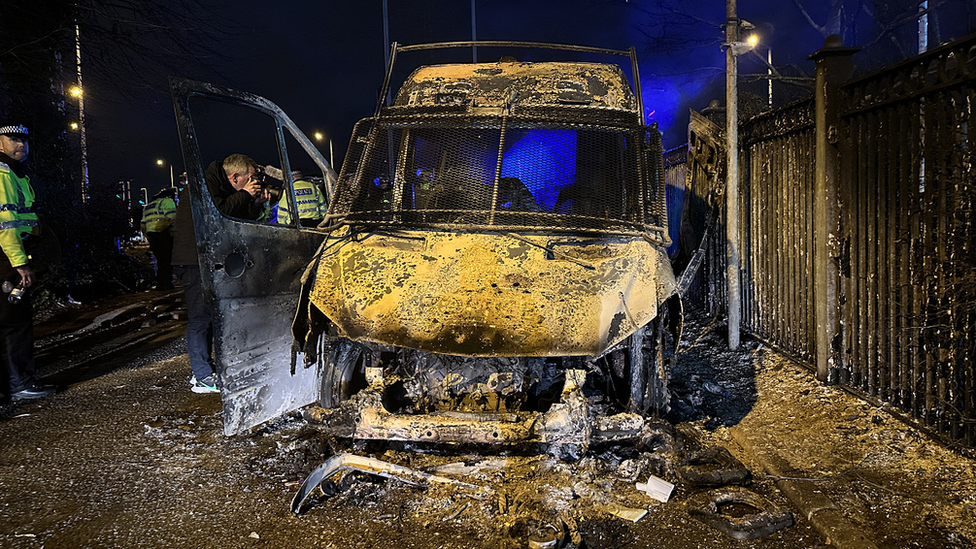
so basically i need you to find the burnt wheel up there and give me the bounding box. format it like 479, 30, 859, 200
320, 340, 368, 408
627, 301, 678, 416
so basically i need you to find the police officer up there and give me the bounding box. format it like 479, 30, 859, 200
273, 170, 327, 227
141, 188, 177, 289
0, 123, 53, 401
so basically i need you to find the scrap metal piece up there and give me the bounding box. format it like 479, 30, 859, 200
607, 504, 648, 522
636, 421, 682, 454
676, 447, 752, 487
687, 487, 794, 540
291, 452, 493, 514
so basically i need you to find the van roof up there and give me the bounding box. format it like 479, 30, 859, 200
393, 61, 636, 113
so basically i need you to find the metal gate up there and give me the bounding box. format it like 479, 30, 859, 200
741, 99, 816, 361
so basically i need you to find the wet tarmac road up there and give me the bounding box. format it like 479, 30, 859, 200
0, 345, 826, 549
0, 292, 972, 548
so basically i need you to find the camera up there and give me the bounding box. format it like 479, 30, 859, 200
3, 279, 24, 304
251, 165, 284, 202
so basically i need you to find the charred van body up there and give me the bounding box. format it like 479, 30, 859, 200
293, 43, 681, 458
170, 42, 679, 457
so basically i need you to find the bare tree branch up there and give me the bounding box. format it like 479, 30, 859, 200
792, 0, 827, 35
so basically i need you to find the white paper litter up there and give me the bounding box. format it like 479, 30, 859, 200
636, 475, 675, 503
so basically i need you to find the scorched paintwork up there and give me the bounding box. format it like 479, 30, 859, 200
395, 62, 636, 112
308, 227, 674, 357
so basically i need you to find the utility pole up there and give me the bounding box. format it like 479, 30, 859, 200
471, 0, 478, 63
75, 24, 89, 203
382, 0, 391, 106
725, 0, 741, 350
918, 1, 929, 53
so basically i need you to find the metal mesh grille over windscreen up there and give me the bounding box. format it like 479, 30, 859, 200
331, 117, 662, 234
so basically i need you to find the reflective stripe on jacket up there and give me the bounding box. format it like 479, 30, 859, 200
275, 180, 327, 225
142, 197, 177, 233
0, 161, 37, 267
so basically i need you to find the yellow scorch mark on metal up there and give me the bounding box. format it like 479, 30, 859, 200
309, 228, 671, 357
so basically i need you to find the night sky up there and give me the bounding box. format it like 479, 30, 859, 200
79, 0, 886, 197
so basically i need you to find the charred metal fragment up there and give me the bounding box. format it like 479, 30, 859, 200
291, 452, 492, 515
635, 421, 682, 454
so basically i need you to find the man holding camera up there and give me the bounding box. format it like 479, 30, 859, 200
171, 154, 270, 393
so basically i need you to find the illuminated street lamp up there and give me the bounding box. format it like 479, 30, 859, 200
724, 7, 756, 350
69, 122, 79, 131
156, 158, 175, 188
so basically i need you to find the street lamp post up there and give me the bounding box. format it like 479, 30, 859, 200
314, 132, 334, 168
157, 159, 175, 188
74, 24, 88, 203
723, 3, 757, 350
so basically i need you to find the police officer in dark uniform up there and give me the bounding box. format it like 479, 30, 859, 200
0, 123, 53, 401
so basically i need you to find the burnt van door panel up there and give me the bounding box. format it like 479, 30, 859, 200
170, 78, 335, 435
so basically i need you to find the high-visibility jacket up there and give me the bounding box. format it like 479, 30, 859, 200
0, 161, 38, 268
141, 197, 177, 233
275, 179, 327, 225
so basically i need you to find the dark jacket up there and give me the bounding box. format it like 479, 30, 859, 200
171, 160, 263, 266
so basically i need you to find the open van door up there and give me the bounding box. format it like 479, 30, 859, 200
169, 78, 336, 435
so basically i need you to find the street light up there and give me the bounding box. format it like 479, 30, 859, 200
73, 24, 88, 203
763, 44, 772, 107
723, 8, 758, 350
314, 131, 334, 168
156, 158, 175, 188
68, 81, 88, 203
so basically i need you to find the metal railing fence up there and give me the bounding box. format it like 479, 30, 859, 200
674, 32, 976, 449
838, 35, 976, 446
